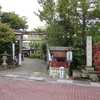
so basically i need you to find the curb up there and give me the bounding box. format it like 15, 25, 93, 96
0, 73, 100, 87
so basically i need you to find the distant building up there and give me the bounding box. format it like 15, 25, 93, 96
22, 41, 30, 49
22, 41, 38, 57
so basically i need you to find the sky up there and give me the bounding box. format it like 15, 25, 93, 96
0, 0, 45, 31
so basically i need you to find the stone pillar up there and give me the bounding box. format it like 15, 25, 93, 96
18, 34, 23, 65
46, 44, 49, 66
30, 50, 32, 55
86, 36, 94, 70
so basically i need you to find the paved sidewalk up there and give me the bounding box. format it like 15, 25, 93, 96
0, 77, 100, 100
0, 58, 100, 100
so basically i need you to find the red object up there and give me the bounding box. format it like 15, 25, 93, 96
93, 43, 100, 72
0, 78, 100, 100
50, 61, 70, 69
53, 52, 66, 58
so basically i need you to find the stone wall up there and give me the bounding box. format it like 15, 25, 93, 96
49, 67, 69, 79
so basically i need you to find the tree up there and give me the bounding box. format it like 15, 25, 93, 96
0, 12, 28, 30
36, 0, 67, 46
28, 41, 41, 49
0, 22, 17, 53
28, 26, 45, 52
28, 26, 46, 38
33, 26, 46, 32
36, 0, 78, 46
36, 0, 56, 24
73, 0, 100, 48
35, 0, 100, 70
36, 0, 100, 48
0, 5, 2, 17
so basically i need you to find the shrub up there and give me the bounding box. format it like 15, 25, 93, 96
93, 43, 100, 73
67, 50, 86, 76
71, 50, 86, 70
29, 54, 41, 59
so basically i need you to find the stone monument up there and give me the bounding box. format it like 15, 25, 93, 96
86, 36, 94, 71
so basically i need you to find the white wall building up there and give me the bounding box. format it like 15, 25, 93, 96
22, 41, 30, 49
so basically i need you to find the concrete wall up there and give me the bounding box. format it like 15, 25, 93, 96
49, 67, 69, 79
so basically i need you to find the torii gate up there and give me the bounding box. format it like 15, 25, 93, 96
13, 30, 45, 65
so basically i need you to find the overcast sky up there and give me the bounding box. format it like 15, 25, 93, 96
0, 0, 45, 30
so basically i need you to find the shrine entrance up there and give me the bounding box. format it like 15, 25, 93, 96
0, 30, 48, 77
14, 30, 45, 65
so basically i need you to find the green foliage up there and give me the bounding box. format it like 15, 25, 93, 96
1, 12, 28, 30
0, 22, 17, 53
33, 26, 46, 32
0, 5, 2, 16
41, 42, 46, 54
36, 0, 100, 48
36, 0, 100, 72
15, 41, 19, 56
29, 54, 41, 59
29, 26, 46, 38
46, 24, 67, 46
93, 36, 100, 44
28, 41, 41, 49
37, 0, 56, 23
0, 57, 2, 65
71, 50, 86, 70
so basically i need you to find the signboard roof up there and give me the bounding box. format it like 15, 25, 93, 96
49, 46, 74, 52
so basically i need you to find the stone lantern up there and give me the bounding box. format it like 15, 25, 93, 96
0, 51, 10, 68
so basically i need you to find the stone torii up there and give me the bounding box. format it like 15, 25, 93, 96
13, 30, 45, 65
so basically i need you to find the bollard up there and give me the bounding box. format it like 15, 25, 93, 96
60, 67, 64, 78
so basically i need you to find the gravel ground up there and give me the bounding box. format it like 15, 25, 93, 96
0, 57, 49, 78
